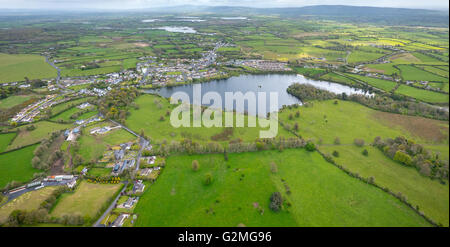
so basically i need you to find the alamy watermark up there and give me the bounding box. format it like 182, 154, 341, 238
169, 84, 279, 138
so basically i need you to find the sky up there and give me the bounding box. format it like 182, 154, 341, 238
0, 0, 448, 10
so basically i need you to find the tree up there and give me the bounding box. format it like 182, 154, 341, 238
204, 173, 213, 185
334, 137, 341, 145
393, 150, 413, 166
332, 150, 339, 157
224, 150, 228, 161
362, 149, 369, 156
32, 156, 41, 169
269, 192, 283, 212
354, 139, 365, 147
192, 160, 199, 171
305, 142, 316, 152
270, 162, 278, 174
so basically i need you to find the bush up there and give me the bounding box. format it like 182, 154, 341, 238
334, 137, 341, 145
192, 160, 199, 171
204, 173, 213, 185
269, 192, 283, 212
332, 150, 339, 157
305, 142, 316, 152
393, 150, 413, 166
354, 139, 365, 147
270, 162, 278, 174
362, 149, 369, 156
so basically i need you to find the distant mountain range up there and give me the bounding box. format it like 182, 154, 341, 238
0, 5, 448, 27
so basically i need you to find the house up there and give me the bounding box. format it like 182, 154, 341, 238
112, 213, 130, 227
133, 180, 145, 193
67, 179, 77, 189
114, 149, 125, 160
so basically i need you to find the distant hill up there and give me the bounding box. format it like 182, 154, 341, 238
144, 5, 449, 27
0, 5, 448, 27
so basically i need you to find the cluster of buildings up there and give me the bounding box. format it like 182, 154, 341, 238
111, 142, 137, 175
90, 125, 120, 135
137, 42, 228, 86
228, 59, 292, 71
11, 94, 59, 123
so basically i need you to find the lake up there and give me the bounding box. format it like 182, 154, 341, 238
153, 26, 197, 33
146, 74, 370, 116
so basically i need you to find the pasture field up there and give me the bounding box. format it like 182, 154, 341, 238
0, 187, 57, 224
319, 72, 358, 86
395, 85, 449, 104
88, 167, 112, 177
8, 121, 71, 150
50, 181, 122, 220
347, 51, 385, 64
50, 97, 94, 116
0, 132, 16, 153
74, 122, 137, 162
363, 63, 399, 75
50, 105, 97, 122
320, 145, 449, 226
397, 65, 449, 83
278, 100, 449, 145
343, 73, 397, 91
416, 65, 449, 79
0, 53, 56, 83
0, 144, 39, 188
0, 95, 35, 109
126, 94, 294, 144
134, 149, 431, 227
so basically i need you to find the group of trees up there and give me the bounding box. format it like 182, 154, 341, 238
373, 136, 448, 180
5, 186, 81, 227
0, 86, 20, 100
287, 83, 336, 101
151, 137, 306, 156
32, 131, 63, 170
97, 87, 140, 123
286, 83, 448, 121
269, 192, 283, 212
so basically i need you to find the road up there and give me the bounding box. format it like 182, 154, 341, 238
93, 182, 128, 227
1, 180, 74, 207
45, 56, 61, 85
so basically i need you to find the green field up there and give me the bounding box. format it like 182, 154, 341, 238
88, 167, 112, 177
0, 53, 57, 83
398, 65, 449, 82
0, 144, 40, 188
364, 63, 400, 75
0, 187, 57, 224
0, 133, 16, 153
126, 94, 294, 144
395, 85, 449, 103
75, 122, 137, 162
0, 95, 35, 109
278, 100, 449, 145
344, 73, 398, 91
320, 145, 449, 226
347, 51, 385, 64
134, 149, 430, 226
50, 181, 122, 220
9, 121, 71, 150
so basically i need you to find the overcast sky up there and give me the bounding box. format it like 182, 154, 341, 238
0, 0, 448, 10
